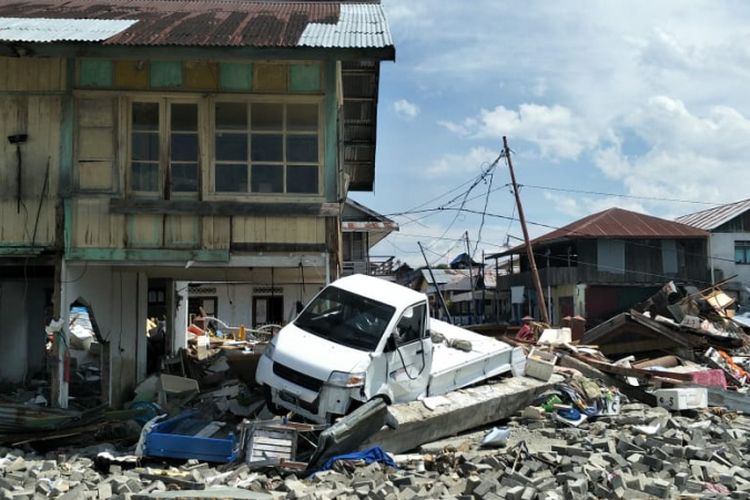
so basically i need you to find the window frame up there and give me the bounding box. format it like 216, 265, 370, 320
393, 302, 428, 347
127, 96, 202, 199
211, 95, 324, 199
735, 240, 750, 265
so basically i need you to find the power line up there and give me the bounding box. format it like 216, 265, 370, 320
472, 168, 495, 259
520, 184, 719, 206
420, 154, 504, 251
387, 182, 722, 223
390, 206, 740, 265
532, 250, 714, 287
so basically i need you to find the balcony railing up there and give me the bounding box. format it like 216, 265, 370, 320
343, 255, 396, 277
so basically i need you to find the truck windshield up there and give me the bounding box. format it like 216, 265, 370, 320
294, 286, 395, 351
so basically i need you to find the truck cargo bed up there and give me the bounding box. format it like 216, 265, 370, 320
427, 319, 525, 397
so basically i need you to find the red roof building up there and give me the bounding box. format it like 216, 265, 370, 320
489, 208, 709, 327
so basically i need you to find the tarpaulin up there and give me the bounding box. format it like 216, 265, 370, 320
320, 446, 396, 472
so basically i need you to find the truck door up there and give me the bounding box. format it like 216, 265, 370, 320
384, 303, 432, 403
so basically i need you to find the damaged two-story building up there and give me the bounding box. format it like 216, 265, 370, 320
492, 208, 710, 326
0, 0, 394, 407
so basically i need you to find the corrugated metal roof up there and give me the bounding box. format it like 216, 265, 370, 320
299, 4, 392, 48
495, 207, 708, 256
676, 198, 750, 230
0, 17, 137, 42
0, 1, 394, 51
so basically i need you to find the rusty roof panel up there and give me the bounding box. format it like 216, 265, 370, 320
497, 207, 708, 256
676, 198, 750, 230
0, 1, 393, 50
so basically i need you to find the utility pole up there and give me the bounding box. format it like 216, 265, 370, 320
418, 241, 453, 324
503, 136, 549, 324
464, 231, 474, 324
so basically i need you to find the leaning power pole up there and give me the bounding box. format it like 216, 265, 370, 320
503, 136, 549, 324
418, 241, 453, 324
464, 231, 475, 324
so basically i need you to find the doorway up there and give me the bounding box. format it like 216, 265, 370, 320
252, 295, 283, 328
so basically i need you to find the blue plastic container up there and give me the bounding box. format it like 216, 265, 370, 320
143, 412, 239, 463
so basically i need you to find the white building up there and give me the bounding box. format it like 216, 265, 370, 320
677, 198, 750, 306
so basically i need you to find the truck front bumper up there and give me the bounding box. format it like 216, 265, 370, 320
256, 355, 363, 424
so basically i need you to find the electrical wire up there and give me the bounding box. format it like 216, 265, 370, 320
530, 249, 715, 287
519, 184, 719, 206
390, 206, 738, 265
472, 170, 494, 259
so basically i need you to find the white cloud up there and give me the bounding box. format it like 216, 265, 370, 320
441, 103, 593, 160
370, 0, 750, 243
542, 192, 580, 219
393, 99, 420, 120
595, 96, 750, 208
426, 146, 498, 176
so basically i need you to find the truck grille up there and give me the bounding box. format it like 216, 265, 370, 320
272, 362, 323, 392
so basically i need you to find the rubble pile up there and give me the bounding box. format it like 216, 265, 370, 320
1, 398, 749, 499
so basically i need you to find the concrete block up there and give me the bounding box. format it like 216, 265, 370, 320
97, 483, 112, 499
473, 479, 497, 497
505, 485, 524, 500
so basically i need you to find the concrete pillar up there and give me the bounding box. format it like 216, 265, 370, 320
173, 281, 189, 354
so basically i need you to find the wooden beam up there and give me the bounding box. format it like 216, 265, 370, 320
230, 243, 327, 253
66, 247, 229, 262
25, 44, 396, 62
109, 199, 340, 217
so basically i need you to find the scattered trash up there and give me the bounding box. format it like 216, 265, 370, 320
480, 426, 510, 448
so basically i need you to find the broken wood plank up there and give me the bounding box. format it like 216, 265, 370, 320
558, 354, 657, 407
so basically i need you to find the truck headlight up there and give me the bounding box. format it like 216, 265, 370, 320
327, 371, 366, 387
262, 342, 275, 360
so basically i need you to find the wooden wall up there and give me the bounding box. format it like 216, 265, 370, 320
0, 57, 65, 248
0, 56, 334, 258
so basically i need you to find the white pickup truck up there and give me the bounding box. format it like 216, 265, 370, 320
255, 274, 526, 423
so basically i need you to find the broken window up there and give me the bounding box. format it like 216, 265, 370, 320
394, 303, 426, 345
130, 100, 200, 196
736, 241, 750, 264
214, 101, 320, 194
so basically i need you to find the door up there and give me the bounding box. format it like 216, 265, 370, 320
384, 303, 432, 402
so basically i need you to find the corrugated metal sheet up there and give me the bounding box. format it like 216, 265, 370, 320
298, 4, 392, 48
496, 208, 708, 256
0, 17, 136, 42
676, 198, 750, 230
0, 1, 394, 50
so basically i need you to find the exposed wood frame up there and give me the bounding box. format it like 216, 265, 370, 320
110, 198, 339, 216
230, 243, 327, 253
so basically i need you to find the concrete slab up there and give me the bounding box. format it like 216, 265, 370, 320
362, 375, 563, 454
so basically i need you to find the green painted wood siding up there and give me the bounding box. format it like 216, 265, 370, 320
219, 62, 253, 91
150, 61, 183, 88
289, 63, 321, 92
79, 59, 113, 87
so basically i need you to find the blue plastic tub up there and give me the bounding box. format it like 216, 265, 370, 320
143, 412, 239, 463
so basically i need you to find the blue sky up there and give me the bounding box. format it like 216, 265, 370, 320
350, 1, 750, 267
